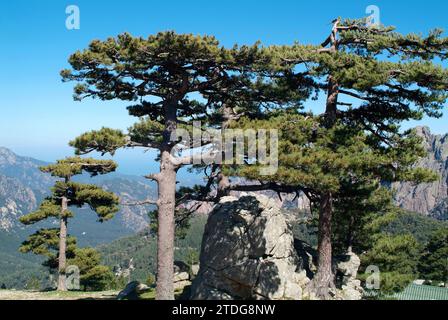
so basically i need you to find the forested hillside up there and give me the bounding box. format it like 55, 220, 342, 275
98, 216, 207, 283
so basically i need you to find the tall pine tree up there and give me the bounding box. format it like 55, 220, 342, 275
61, 32, 266, 299
226, 18, 447, 298
19, 157, 119, 291
274, 18, 447, 298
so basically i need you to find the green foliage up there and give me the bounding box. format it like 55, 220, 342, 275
148, 207, 194, 239
383, 211, 448, 244
345, 207, 448, 298
418, 228, 448, 284
359, 271, 415, 298
67, 182, 120, 221
223, 20, 446, 298
19, 228, 77, 271
62, 31, 270, 157
80, 265, 116, 291
18, 156, 120, 291
362, 234, 421, 274
332, 186, 395, 254
25, 276, 42, 291
360, 234, 421, 296
145, 274, 156, 286
19, 157, 119, 226
41, 156, 117, 178
61, 22, 448, 299
0, 230, 47, 290
229, 114, 434, 199
67, 247, 117, 291
68, 247, 101, 274
19, 200, 62, 225
69, 128, 128, 156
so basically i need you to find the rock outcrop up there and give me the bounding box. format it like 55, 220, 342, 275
190, 194, 310, 300
117, 281, 151, 300
191, 193, 364, 300
336, 251, 363, 300
392, 127, 448, 220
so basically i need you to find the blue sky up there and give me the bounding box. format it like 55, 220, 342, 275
0, 0, 447, 176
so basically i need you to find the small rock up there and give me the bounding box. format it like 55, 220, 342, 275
191, 265, 200, 277
174, 280, 192, 291
174, 272, 190, 282
117, 281, 150, 300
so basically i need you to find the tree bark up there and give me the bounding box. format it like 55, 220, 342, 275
310, 20, 340, 296
155, 152, 176, 300
57, 196, 68, 291
215, 104, 234, 198
309, 192, 336, 299
324, 75, 338, 125
156, 102, 178, 300
309, 74, 339, 298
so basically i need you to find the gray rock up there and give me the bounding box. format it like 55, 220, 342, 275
173, 271, 192, 292
174, 280, 192, 291
392, 126, 448, 220
336, 251, 363, 300
191, 264, 200, 277
117, 281, 150, 300
174, 272, 190, 282
190, 193, 309, 300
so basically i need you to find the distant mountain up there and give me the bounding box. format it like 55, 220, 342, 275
392, 127, 448, 220
0, 146, 159, 288
0, 147, 156, 238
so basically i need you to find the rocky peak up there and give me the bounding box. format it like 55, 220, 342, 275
0, 147, 18, 165
415, 126, 448, 161
393, 127, 448, 219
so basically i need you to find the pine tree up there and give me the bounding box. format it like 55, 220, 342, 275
361, 234, 421, 296
251, 18, 448, 298
223, 20, 447, 299
19, 157, 119, 291
418, 228, 448, 286
68, 247, 116, 291
61, 32, 266, 299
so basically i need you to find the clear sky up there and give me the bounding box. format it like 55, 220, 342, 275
1, 0, 447, 176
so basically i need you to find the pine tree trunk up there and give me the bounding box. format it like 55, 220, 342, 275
156, 102, 177, 300
309, 192, 336, 299
57, 196, 68, 291
156, 151, 176, 300
310, 71, 339, 298
215, 104, 235, 198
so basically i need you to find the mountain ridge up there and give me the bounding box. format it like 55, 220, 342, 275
392, 126, 448, 220
0, 147, 155, 237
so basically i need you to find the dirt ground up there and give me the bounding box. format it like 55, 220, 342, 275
0, 289, 119, 300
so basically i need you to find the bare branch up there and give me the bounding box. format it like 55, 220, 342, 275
145, 173, 161, 182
